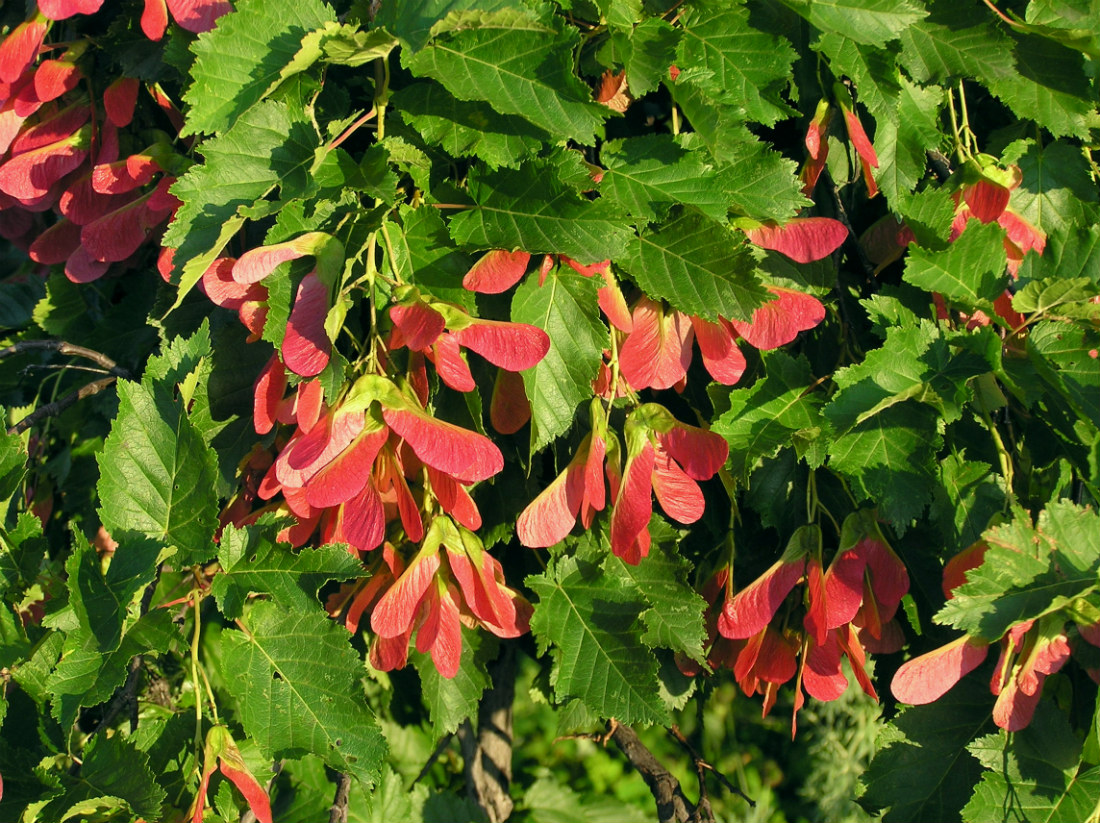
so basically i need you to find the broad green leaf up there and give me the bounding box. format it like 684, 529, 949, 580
677, 3, 797, 126
317, 23, 398, 66
387, 207, 475, 310
392, 82, 547, 169
602, 523, 708, 662
404, 10, 608, 144
861, 678, 994, 823
164, 100, 320, 308
713, 352, 828, 480
599, 135, 727, 222
617, 211, 767, 323
900, 7, 1016, 87
210, 523, 362, 620
814, 33, 901, 124
1017, 224, 1100, 285
1029, 320, 1100, 430
903, 220, 1008, 306
782, 0, 926, 47
221, 601, 387, 788
896, 186, 956, 249
604, 18, 680, 98
937, 502, 1100, 638
0, 603, 30, 669
375, 0, 515, 52
963, 702, 1098, 823
50, 610, 179, 731
511, 267, 607, 454
826, 322, 990, 430
708, 129, 809, 221
1012, 277, 1100, 318
142, 321, 210, 392
0, 423, 26, 505
66, 536, 159, 653
0, 278, 43, 331
522, 776, 652, 823
828, 403, 941, 527
929, 455, 1006, 554
97, 379, 219, 563
873, 78, 944, 205
31, 273, 87, 338
412, 629, 497, 737
1024, 0, 1100, 57
528, 555, 669, 725
182, 0, 336, 136
987, 31, 1098, 140
449, 163, 632, 263
38, 734, 166, 822
1010, 139, 1100, 237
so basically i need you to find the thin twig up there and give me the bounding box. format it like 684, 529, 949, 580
669, 725, 754, 807
413, 732, 454, 784
8, 376, 118, 435
0, 339, 129, 376
926, 149, 954, 182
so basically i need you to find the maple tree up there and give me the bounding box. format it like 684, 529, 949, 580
0, 1, 1099, 821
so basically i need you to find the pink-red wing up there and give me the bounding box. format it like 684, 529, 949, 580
452, 319, 550, 372
389, 301, 445, 351
381, 406, 503, 484
427, 467, 482, 531
656, 424, 728, 481
609, 441, 655, 564
964, 180, 1010, 224
462, 249, 530, 293
283, 272, 331, 377
103, 77, 139, 127
891, 635, 989, 704
717, 559, 804, 640
167, 0, 233, 33
516, 451, 586, 548
0, 21, 47, 85
306, 426, 387, 509
619, 297, 692, 390
372, 552, 441, 638
728, 288, 825, 350
650, 448, 704, 524
490, 368, 531, 435
38, 0, 105, 19
745, 217, 847, 264
690, 316, 745, 385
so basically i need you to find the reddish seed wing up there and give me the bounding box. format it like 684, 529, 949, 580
609, 441, 655, 563
389, 301, 445, 351
656, 423, 728, 481
38, 0, 105, 19
33, 59, 82, 103
489, 367, 531, 435
516, 448, 586, 548
650, 447, 704, 524
717, 559, 804, 640
690, 316, 745, 385
80, 191, 160, 262
306, 425, 387, 509
462, 249, 530, 293
452, 319, 550, 372
28, 217, 82, 264
0, 134, 89, 201
619, 297, 693, 390
382, 406, 503, 483
253, 355, 287, 436
0, 21, 48, 85
801, 635, 848, 702
822, 548, 866, 629
891, 635, 989, 704
429, 334, 476, 393
283, 272, 332, 377
744, 217, 847, 264
167, 0, 233, 33
328, 480, 385, 553
103, 76, 140, 127
92, 155, 160, 195
728, 288, 825, 350
232, 242, 309, 285
963, 179, 1010, 224
372, 551, 441, 638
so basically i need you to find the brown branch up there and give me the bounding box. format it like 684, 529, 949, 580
0, 339, 129, 376
327, 771, 351, 823
460, 644, 516, 823
8, 376, 118, 435
609, 722, 696, 823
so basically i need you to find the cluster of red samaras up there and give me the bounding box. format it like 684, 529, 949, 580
682, 511, 909, 736
891, 541, 1100, 732
0, 1, 232, 283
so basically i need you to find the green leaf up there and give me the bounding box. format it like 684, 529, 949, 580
930, 454, 1006, 554
937, 502, 1100, 639
676, 3, 797, 126
1017, 224, 1100, 285
393, 82, 547, 169
449, 163, 632, 262
599, 135, 728, 222
511, 267, 607, 454
618, 210, 767, 322
527, 555, 669, 726
1029, 320, 1100, 430
413, 629, 497, 737
782, 0, 926, 47
873, 78, 944, 204
861, 677, 994, 823
404, 10, 608, 144
375, 0, 515, 52
602, 522, 708, 662
164, 100, 320, 308
963, 701, 1096, 823
387, 206, 475, 310
708, 128, 809, 221
713, 352, 828, 480
182, 0, 336, 136
1011, 139, 1100, 237
0, 423, 26, 506
97, 379, 219, 563
896, 186, 956, 249
67, 536, 159, 653
38, 734, 167, 822
0, 277, 44, 331
210, 522, 362, 620
604, 18, 680, 98
903, 220, 1008, 305
828, 403, 941, 527
900, 7, 1016, 88
221, 601, 387, 788
814, 33, 901, 124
